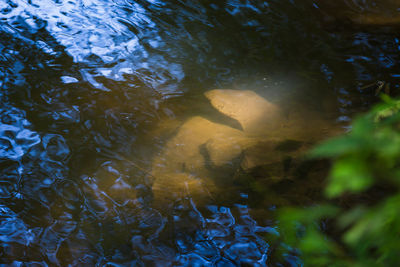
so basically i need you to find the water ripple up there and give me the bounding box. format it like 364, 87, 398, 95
0, 0, 399, 265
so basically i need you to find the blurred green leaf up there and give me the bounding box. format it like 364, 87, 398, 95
278, 96, 400, 266
309, 136, 364, 158
301, 229, 337, 253
337, 206, 366, 229
326, 157, 373, 198
351, 116, 375, 138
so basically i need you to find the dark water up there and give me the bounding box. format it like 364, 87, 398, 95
1, 0, 400, 265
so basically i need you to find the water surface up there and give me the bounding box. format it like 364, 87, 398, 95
1, 0, 400, 265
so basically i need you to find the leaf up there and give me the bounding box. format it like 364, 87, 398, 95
326, 157, 374, 198
338, 206, 367, 229
278, 96, 400, 265
351, 116, 375, 138
301, 229, 337, 254
309, 136, 364, 158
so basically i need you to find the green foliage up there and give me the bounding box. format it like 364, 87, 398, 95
278, 95, 400, 266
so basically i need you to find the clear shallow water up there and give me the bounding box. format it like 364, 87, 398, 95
1, 0, 400, 265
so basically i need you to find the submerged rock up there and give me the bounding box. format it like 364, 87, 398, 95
204, 138, 247, 168
240, 139, 304, 171
152, 116, 248, 173
205, 89, 340, 140
205, 89, 284, 136
151, 89, 342, 210
151, 116, 251, 208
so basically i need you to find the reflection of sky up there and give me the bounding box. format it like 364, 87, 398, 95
3, 0, 400, 97
0, 108, 40, 161
2, 0, 184, 95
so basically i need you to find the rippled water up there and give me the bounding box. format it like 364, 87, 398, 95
1, 0, 400, 265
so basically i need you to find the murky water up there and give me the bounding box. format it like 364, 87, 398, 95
1, 0, 400, 265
